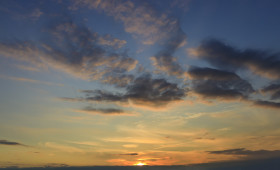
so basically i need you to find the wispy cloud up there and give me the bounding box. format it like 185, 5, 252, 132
0, 19, 137, 81
44, 142, 84, 153
69, 0, 187, 77
0, 75, 64, 86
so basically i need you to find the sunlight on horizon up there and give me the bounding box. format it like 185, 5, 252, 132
134, 162, 147, 166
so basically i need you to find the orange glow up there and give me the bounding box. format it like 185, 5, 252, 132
134, 162, 147, 166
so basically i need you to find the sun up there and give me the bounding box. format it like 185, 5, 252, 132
134, 162, 147, 166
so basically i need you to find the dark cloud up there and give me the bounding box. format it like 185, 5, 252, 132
253, 100, 280, 109
80, 107, 127, 115
82, 74, 186, 106
190, 39, 280, 79
0, 140, 25, 146
188, 67, 254, 100
195, 157, 280, 170
118, 153, 138, 156
207, 148, 280, 160
188, 66, 240, 80
261, 84, 280, 100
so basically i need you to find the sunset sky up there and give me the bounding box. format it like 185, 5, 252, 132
1, 0, 280, 168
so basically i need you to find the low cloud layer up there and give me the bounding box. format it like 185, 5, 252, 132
253, 100, 280, 109
208, 148, 280, 160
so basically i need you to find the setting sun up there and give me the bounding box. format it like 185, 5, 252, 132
134, 162, 147, 166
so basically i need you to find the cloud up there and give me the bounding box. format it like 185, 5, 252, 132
261, 83, 280, 100
70, 0, 184, 45
0, 1, 43, 21
44, 142, 84, 153
171, 0, 192, 12
0, 75, 64, 86
253, 100, 280, 109
14, 64, 40, 72
118, 153, 138, 156
122, 144, 138, 148
0, 19, 137, 81
69, 0, 186, 77
207, 148, 280, 159
102, 74, 134, 87
80, 74, 187, 107
98, 34, 127, 49
188, 67, 254, 100
188, 66, 241, 80
189, 39, 280, 79
77, 106, 132, 115
30, 8, 43, 20
0, 140, 25, 146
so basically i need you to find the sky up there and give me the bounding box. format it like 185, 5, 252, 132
1, 0, 280, 168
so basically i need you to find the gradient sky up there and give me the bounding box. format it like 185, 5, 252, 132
1, 0, 280, 168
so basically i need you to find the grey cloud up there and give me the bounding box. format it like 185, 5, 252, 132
190, 39, 280, 79
253, 100, 280, 109
207, 148, 280, 159
82, 74, 187, 106
81, 107, 127, 115
188, 66, 240, 80
59, 97, 85, 102
189, 67, 254, 99
0, 140, 25, 146
118, 153, 138, 156
261, 84, 280, 100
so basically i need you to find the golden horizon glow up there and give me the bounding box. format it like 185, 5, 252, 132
134, 162, 147, 166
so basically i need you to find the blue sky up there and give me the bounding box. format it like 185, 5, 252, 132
1, 0, 280, 168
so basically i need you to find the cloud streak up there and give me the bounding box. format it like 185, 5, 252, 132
0, 75, 64, 86
207, 148, 280, 159
77, 106, 132, 116
0, 140, 26, 146
253, 100, 280, 109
